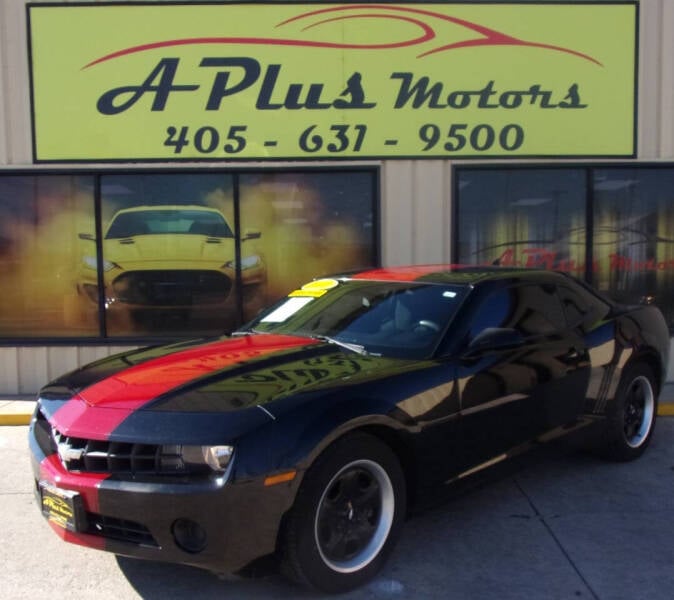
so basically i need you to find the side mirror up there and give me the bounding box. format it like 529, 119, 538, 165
78, 233, 96, 241
463, 327, 525, 357
242, 229, 261, 241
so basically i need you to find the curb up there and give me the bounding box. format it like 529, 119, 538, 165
0, 401, 35, 426
0, 413, 33, 426
659, 403, 674, 417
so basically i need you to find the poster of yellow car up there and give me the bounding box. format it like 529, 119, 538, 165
77, 205, 265, 333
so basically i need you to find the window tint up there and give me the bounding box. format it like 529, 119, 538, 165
249, 281, 468, 359
105, 209, 233, 239
469, 284, 566, 340
456, 168, 586, 272
468, 288, 515, 339
558, 283, 611, 332
592, 168, 674, 326
515, 284, 566, 335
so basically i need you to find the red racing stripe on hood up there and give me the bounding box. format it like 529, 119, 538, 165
51, 334, 317, 439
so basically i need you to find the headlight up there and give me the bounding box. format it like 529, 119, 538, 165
223, 255, 262, 270
202, 446, 234, 472
163, 444, 234, 474
83, 256, 119, 271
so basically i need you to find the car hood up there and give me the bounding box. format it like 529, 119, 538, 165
103, 234, 236, 263
38, 334, 408, 441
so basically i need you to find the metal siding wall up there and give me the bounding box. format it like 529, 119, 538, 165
1, 1, 674, 394
660, 1, 674, 157
380, 160, 453, 266
0, 1, 12, 164
638, 0, 674, 159
0, 345, 139, 395
0, 0, 31, 164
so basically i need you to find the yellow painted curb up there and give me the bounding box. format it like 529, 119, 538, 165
0, 413, 32, 426
658, 404, 674, 417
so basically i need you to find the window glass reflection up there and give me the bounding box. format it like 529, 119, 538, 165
457, 169, 586, 274
0, 175, 97, 337
239, 172, 377, 321
592, 168, 674, 325
99, 174, 236, 337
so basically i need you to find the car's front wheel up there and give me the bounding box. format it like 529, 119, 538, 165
281, 432, 406, 593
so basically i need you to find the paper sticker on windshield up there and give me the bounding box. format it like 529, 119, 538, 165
261, 296, 314, 322
289, 278, 339, 298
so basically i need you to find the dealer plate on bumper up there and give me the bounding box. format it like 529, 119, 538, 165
39, 482, 87, 532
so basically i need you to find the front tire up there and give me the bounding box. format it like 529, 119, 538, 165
599, 363, 658, 461
281, 433, 406, 593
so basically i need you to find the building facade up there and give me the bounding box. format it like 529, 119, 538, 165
1, 0, 674, 394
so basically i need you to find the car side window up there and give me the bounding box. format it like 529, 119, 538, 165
512, 284, 567, 336
469, 284, 567, 341
557, 284, 611, 332
468, 288, 515, 340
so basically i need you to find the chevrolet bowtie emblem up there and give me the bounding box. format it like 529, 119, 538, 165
57, 442, 84, 464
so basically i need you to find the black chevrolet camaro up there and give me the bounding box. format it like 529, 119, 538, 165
30, 266, 669, 593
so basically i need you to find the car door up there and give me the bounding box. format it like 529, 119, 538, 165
455, 281, 590, 471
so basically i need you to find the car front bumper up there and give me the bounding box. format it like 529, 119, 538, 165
29, 423, 297, 574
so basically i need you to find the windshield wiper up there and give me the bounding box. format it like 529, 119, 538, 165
311, 335, 368, 355
230, 328, 265, 337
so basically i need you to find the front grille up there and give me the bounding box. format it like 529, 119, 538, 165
51, 427, 188, 475
112, 270, 232, 306
87, 513, 158, 547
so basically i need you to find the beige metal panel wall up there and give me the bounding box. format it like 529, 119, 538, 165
380, 160, 452, 266
0, 346, 137, 395
0, 2, 8, 164
0, 0, 32, 164
639, 0, 674, 158
659, 0, 674, 157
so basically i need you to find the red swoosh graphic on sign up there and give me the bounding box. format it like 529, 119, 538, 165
84, 4, 600, 68
84, 13, 434, 68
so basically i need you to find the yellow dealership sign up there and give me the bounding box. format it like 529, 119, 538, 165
28, 2, 637, 161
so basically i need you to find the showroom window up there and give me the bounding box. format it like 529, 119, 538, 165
0, 168, 379, 341
0, 174, 96, 338
591, 168, 674, 326
456, 167, 587, 275
456, 165, 674, 330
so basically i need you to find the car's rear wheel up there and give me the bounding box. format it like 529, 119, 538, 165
599, 362, 658, 461
281, 432, 406, 593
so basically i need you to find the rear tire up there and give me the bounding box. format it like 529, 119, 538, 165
598, 363, 658, 461
281, 433, 406, 593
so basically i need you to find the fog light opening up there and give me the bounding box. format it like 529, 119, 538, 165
172, 518, 207, 554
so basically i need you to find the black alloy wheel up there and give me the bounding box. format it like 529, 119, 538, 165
622, 374, 655, 449
600, 362, 658, 461
315, 458, 394, 572
281, 432, 406, 593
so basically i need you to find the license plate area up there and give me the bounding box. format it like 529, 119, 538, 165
39, 482, 87, 532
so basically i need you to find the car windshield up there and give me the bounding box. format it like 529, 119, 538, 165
242, 279, 469, 359
105, 209, 234, 239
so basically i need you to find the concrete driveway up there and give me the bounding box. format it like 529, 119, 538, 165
2, 418, 673, 599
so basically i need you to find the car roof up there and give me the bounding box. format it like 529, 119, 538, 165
344, 265, 571, 286
111, 205, 223, 215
